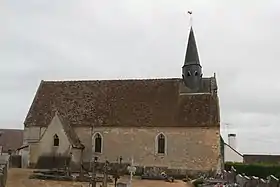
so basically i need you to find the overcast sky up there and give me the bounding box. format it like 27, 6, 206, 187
1, 0, 280, 154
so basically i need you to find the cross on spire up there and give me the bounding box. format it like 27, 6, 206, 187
188, 10, 193, 28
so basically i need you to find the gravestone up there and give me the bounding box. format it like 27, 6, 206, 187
249, 176, 259, 187
236, 174, 247, 187
243, 175, 250, 187
259, 178, 268, 187
226, 171, 235, 184
268, 175, 279, 187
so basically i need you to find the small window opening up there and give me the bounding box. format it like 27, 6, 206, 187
194, 71, 198, 76
187, 71, 191, 76
94, 133, 102, 153
53, 134, 59, 147
157, 134, 165, 154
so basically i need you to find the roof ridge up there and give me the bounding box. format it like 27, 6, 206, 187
41, 77, 215, 83
42, 78, 181, 82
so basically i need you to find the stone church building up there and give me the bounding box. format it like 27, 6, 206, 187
22, 26, 221, 175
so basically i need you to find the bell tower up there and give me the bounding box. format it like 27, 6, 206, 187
182, 25, 202, 92
182, 27, 202, 92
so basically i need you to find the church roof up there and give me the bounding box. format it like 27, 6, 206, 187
55, 111, 85, 149
24, 78, 219, 128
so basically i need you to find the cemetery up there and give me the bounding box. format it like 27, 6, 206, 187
5, 152, 280, 187
222, 166, 280, 187
27, 155, 177, 187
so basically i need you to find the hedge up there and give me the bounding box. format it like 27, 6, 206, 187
225, 162, 280, 178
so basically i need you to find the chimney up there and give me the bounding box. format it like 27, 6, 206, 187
228, 133, 237, 150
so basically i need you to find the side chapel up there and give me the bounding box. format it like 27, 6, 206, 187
22, 26, 221, 174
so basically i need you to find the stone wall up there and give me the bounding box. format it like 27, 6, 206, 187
223, 167, 280, 187
26, 125, 221, 174
92, 126, 220, 173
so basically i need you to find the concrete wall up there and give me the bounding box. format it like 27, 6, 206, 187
224, 144, 243, 162
91, 126, 220, 172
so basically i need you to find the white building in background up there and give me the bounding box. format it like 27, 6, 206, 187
224, 133, 243, 163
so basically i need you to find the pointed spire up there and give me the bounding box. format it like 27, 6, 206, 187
184, 27, 200, 66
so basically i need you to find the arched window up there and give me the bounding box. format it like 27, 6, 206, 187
53, 134, 59, 147
194, 71, 198, 76
94, 133, 102, 153
187, 71, 191, 76
157, 133, 166, 154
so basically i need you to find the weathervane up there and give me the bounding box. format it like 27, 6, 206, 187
187, 10, 193, 28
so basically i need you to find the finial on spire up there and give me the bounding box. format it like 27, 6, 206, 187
188, 11, 193, 27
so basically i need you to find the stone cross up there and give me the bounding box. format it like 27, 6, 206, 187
127, 157, 136, 187
102, 160, 109, 187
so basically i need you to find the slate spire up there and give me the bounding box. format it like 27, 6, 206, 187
182, 26, 202, 91
184, 27, 201, 66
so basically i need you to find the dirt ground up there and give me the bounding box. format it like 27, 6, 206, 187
6, 168, 190, 187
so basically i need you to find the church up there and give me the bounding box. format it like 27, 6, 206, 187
22, 26, 221, 175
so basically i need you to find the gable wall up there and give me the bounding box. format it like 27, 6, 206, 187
27, 116, 72, 165
38, 115, 71, 156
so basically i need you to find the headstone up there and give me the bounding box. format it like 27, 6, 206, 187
268, 175, 279, 187
249, 176, 259, 187
236, 174, 247, 187
258, 178, 268, 187
227, 171, 235, 184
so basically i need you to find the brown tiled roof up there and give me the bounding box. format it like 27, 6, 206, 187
55, 112, 85, 149
0, 129, 23, 153
24, 78, 219, 128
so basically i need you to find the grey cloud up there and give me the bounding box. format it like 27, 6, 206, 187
1, 0, 280, 153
